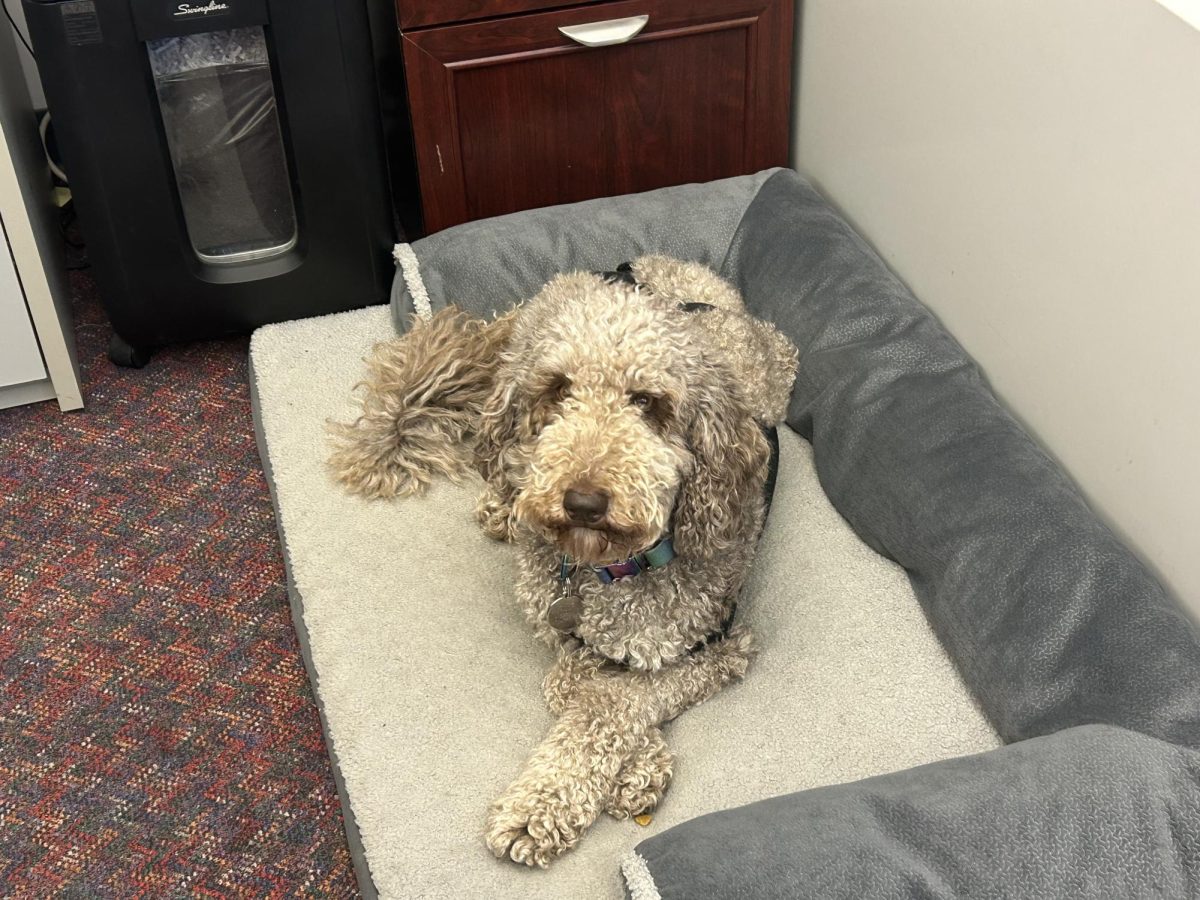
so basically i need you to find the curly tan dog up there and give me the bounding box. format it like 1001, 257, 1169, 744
329, 257, 797, 867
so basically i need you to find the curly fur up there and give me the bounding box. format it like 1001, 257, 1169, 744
328, 307, 514, 498
329, 258, 798, 867
630, 255, 798, 424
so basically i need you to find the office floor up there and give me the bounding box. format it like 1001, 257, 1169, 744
0, 272, 357, 897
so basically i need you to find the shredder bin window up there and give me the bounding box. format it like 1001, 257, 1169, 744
147, 27, 298, 265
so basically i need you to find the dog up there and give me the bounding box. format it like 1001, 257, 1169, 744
329, 256, 798, 867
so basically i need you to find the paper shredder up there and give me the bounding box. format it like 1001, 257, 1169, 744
22, 0, 415, 365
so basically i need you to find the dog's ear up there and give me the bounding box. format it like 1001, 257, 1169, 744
474, 359, 524, 540
749, 319, 800, 425
673, 361, 771, 560
327, 307, 512, 499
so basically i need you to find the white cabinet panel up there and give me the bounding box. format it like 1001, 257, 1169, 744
0, 215, 46, 387
0, 19, 80, 410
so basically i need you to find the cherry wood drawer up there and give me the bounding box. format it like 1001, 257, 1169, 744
402, 0, 793, 232
397, 0, 608, 30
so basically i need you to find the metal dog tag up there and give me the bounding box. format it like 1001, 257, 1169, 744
547, 594, 583, 633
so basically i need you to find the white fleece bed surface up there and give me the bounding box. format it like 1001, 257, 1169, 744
249, 305, 999, 900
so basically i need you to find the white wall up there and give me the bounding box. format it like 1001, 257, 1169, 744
792, 0, 1200, 613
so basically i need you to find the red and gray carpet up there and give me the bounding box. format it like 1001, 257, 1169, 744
0, 273, 357, 897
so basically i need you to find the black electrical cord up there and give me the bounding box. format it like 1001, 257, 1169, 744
3, 0, 34, 58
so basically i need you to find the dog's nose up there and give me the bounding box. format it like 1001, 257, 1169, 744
563, 488, 609, 525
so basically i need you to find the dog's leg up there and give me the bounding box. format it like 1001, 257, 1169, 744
487, 628, 752, 866
541, 628, 753, 716
626, 624, 755, 722
485, 694, 642, 867
542, 651, 673, 820
602, 630, 752, 820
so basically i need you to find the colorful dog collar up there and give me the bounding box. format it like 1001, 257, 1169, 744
558, 535, 676, 585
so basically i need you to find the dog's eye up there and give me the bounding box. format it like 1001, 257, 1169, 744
629, 392, 674, 431
541, 374, 571, 406
529, 375, 570, 436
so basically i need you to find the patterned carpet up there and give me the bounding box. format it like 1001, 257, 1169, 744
0, 272, 358, 897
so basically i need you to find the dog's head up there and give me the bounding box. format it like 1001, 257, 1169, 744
477, 272, 774, 566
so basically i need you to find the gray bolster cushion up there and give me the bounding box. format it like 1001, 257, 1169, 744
390, 170, 779, 331
637, 170, 1200, 898
630, 724, 1200, 899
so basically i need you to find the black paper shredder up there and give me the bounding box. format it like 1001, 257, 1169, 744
22, 0, 416, 365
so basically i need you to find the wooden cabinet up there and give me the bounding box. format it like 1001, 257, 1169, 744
399, 0, 793, 233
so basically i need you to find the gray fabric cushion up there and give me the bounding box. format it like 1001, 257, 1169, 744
631, 169, 1200, 898
390, 170, 780, 330
631, 725, 1200, 899
724, 170, 1200, 749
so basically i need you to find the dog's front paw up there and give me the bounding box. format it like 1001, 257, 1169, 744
475, 487, 516, 542
485, 780, 590, 867
606, 729, 673, 820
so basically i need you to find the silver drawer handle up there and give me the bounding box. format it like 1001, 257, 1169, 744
559, 15, 649, 47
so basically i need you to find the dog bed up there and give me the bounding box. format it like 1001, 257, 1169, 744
250, 170, 1200, 898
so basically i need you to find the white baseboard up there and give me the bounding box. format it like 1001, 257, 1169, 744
0, 377, 56, 410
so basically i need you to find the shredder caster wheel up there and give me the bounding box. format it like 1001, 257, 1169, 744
108, 333, 152, 369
